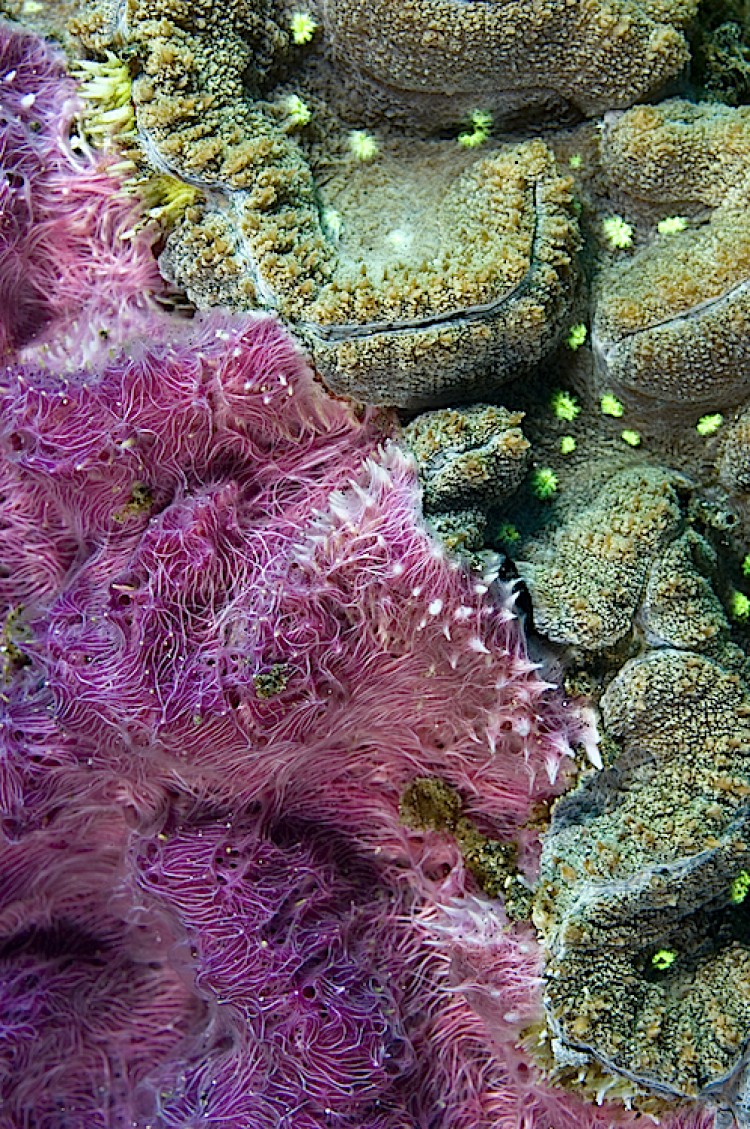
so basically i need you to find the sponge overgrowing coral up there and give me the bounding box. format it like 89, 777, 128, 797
0, 297, 600, 1125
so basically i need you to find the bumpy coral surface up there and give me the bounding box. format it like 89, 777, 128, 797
719, 407, 750, 496
602, 101, 750, 211
536, 649, 750, 1114
0, 286, 604, 1126
594, 101, 750, 410
522, 465, 685, 652
403, 404, 530, 513
66, 0, 584, 407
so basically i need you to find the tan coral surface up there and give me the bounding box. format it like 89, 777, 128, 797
535, 650, 750, 1102
594, 100, 750, 409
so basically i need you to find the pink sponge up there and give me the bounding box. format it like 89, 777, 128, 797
1, 312, 580, 843
0, 308, 591, 1126
0, 21, 163, 365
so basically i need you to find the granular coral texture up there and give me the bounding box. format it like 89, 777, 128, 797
90, 0, 291, 185
535, 649, 750, 1113
693, 17, 750, 106
158, 206, 261, 310
594, 100, 750, 410
322, 0, 697, 127
423, 508, 488, 558
521, 466, 684, 651
592, 200, 750, 408
71, 0, 335, 312
162, 133, 580, 406
640, 529, 729, 650
70, 0, 581, 407
601, 100, 750, 212
402, 405, 529, 513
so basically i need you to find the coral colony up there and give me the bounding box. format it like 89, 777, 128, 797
3, 2, 750, 1129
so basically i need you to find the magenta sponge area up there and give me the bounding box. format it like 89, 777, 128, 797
130, 807, 421, 1128
0, 19, 163, 365
0, 304, 591, 1128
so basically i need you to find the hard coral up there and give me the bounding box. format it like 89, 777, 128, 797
522, 465, 685, 652
594, 100, 750, 411
70, 0, 581, 407
322, 0, 695, 126
602, 101, 750, 211
402, 404, 530, 514
536, 649, 750, 1117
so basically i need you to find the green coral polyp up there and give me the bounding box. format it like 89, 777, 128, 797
289, 11, 317, 45
730, 590, 750, 621
458, 109, 493, 149
697, 413, 724, 437
550, 389, 581, 421
602, 215, 633, 250
730, 870, 750, 904
347, 130, 379, 161
651, 948, 677, 970
532, 468, 559, 499
600, 393, 625, 418
565, 322, 587, 350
